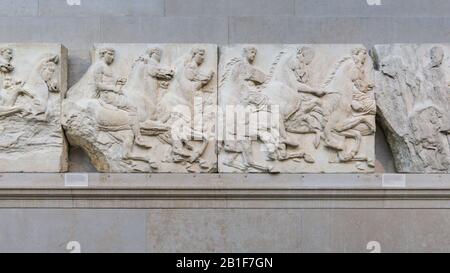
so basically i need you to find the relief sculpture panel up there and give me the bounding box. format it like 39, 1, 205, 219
0, 44, 68, 172
374, 44, 450, 173
218, 45, 376, 173
63, 44, 217, 173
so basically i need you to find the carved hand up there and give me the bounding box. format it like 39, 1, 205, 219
159, 81, 170, 89
116, 78, 127, 86
0, 64, 13, 73
19, 89, 34, 98
162, 69, 175, 79
314, 90, 328, 97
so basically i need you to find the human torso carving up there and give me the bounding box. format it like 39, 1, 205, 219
219, 45, 376, 173
63, 44, 217, 173
0, 44, 67, 172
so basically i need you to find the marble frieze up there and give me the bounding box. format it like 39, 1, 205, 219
218, 44, 376, 173
373, 44, 450, 173
0, 43, 68, 172
62, 44, 218, 173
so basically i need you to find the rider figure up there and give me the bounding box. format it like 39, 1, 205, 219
93, 48, 152, 149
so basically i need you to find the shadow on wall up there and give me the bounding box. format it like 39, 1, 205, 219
375, 124, 395, 173
68, 147, 97, 172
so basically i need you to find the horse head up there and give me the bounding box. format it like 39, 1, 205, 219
39, 55, 60, 93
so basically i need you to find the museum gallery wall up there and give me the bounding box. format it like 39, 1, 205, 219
0, 43, 448, 174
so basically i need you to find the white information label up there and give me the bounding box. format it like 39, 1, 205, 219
366, 0, 382, 6
64, 173, 89, 187
382, 174, 406, 188
66, 0, 81, 6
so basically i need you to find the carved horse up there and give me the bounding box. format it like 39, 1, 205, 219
122, 57, 159, 123
0, 54, 59, 120
0, 77, 28, 118
156, 54, 212, 166
23, 54, 60, 120
219, 51, 318, 172
320, 56, 375, 164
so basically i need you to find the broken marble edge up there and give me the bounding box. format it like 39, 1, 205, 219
372, 43, 450, 174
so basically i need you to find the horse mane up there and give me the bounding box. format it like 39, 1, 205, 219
265, 50, 288, 84
24, 54, 58, 86
318, 56, 353, 117
321, 56, 351, 88
219, 57, 241, 88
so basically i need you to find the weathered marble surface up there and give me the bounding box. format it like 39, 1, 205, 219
0, 44, 68, 172
63, 44, 217, 173
373, 44, 450, 173
218, 44, 376, 173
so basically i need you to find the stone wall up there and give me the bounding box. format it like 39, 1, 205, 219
0, 0, 449, 253
6, 0, 450, 173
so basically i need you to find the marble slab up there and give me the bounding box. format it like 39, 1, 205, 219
0, 43, 68, 172
63, 44, 217, 173
373, 44, 450, 173
218, 44, 376, 173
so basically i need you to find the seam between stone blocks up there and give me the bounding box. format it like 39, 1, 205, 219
163, 0, 167, 17
227, 16, 230, 44
293, 0, 296, 16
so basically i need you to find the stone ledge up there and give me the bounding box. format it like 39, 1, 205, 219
0, 174, 448, 208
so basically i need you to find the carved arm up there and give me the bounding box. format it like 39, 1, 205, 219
149, 66, 174, 81
94, 68, 121, 94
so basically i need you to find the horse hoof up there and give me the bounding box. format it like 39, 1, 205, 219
304, 154, 315, 164
135, 138, 152, 149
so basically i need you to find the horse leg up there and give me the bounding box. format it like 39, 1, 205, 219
189, 138, 209, 163
337, 129, 362, 162
0, 106, 23, 118
336, 116, 375, 134
223, 153, 248, 172
128, 111, 152, 148
258, 130, 278, 160
279, 117, 298, 148
335, 117, 363, 132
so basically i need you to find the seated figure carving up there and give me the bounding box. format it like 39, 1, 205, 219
63, 44, 218, 173
219, 44, 376, 173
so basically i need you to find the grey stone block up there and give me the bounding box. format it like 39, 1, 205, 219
229, 16, 450, 46
100, 16, 145, 43
139, 16, 229, 43
38, 0, 164, 17
300, 210, 450, 253
99, 16, 229, 44
146, 209, 450, 253
0, 209, 147, 253
295, 0, 450, 17
166, 0, 295, 16
0, 17, 42, 43
146, 209, 302, 252
0, 17, 101, 49
0, 0, 38, 16
1, 208, 450, 252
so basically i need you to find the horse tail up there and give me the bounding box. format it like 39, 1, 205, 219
321, 56, 351, 89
